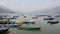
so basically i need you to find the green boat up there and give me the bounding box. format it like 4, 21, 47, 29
18, 24, 41, 30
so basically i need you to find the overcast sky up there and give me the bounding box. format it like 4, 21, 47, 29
0, 0, 60, 12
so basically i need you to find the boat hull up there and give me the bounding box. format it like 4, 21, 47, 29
5, 24, 18, 28
18, 27, 41, 30
44, 18, 54, 20
0, 28, 9, 34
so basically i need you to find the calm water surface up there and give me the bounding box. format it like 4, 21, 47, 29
8, 16, 60, 34
0, 13, 60, 34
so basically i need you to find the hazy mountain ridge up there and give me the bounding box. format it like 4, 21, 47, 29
0, 6, 60, 15
29, 6, 60, 15
0, 6, 16, 13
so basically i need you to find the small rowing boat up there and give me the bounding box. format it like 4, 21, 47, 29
18, 24, 41, 30
0, 28, 9, 34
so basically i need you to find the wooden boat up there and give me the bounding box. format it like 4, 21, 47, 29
47, 20, 59, 24
18, 24, 41, 30
0, 24, 20, 28
23, 20, 35, 24
23, 16, 27, 18
0, 18, 4, 20
32, 16, 38, 19
0, 28, 9, 34
23, 21, 35, 24
0, 20, 6, 24
44, 17, 54, 20
0, 21, 11, 24
54, 15, 60, 17
16, 20, 24, 24
5, 24, 18, 27
0, 24, 2, 27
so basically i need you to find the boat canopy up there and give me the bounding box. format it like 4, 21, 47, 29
16, 20, 24, 24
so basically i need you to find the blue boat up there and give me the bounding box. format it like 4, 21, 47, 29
5, 24, 18, 27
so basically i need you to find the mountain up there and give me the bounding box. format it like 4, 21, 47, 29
0, 6, 16, 13
49, 6, 60, 14
43, 6, 60, 15
29, 6, 60, 15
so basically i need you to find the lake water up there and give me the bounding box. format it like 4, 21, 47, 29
9, 16, 60, 34
0, 13, 60, 34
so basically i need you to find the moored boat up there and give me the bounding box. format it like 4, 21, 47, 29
5, 24, 19, 27
47, 20, 59, 24
23, 20, 35, 24
44, 17, 54, 20
18, 24, 41, 30
0, 28, 9, 34
32, 16, 38, 19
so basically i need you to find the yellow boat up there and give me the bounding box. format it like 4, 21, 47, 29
0, 19, 10, 24
16, 20, 24, 24
0, 20, 7, 22
0, 20, 5, 21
